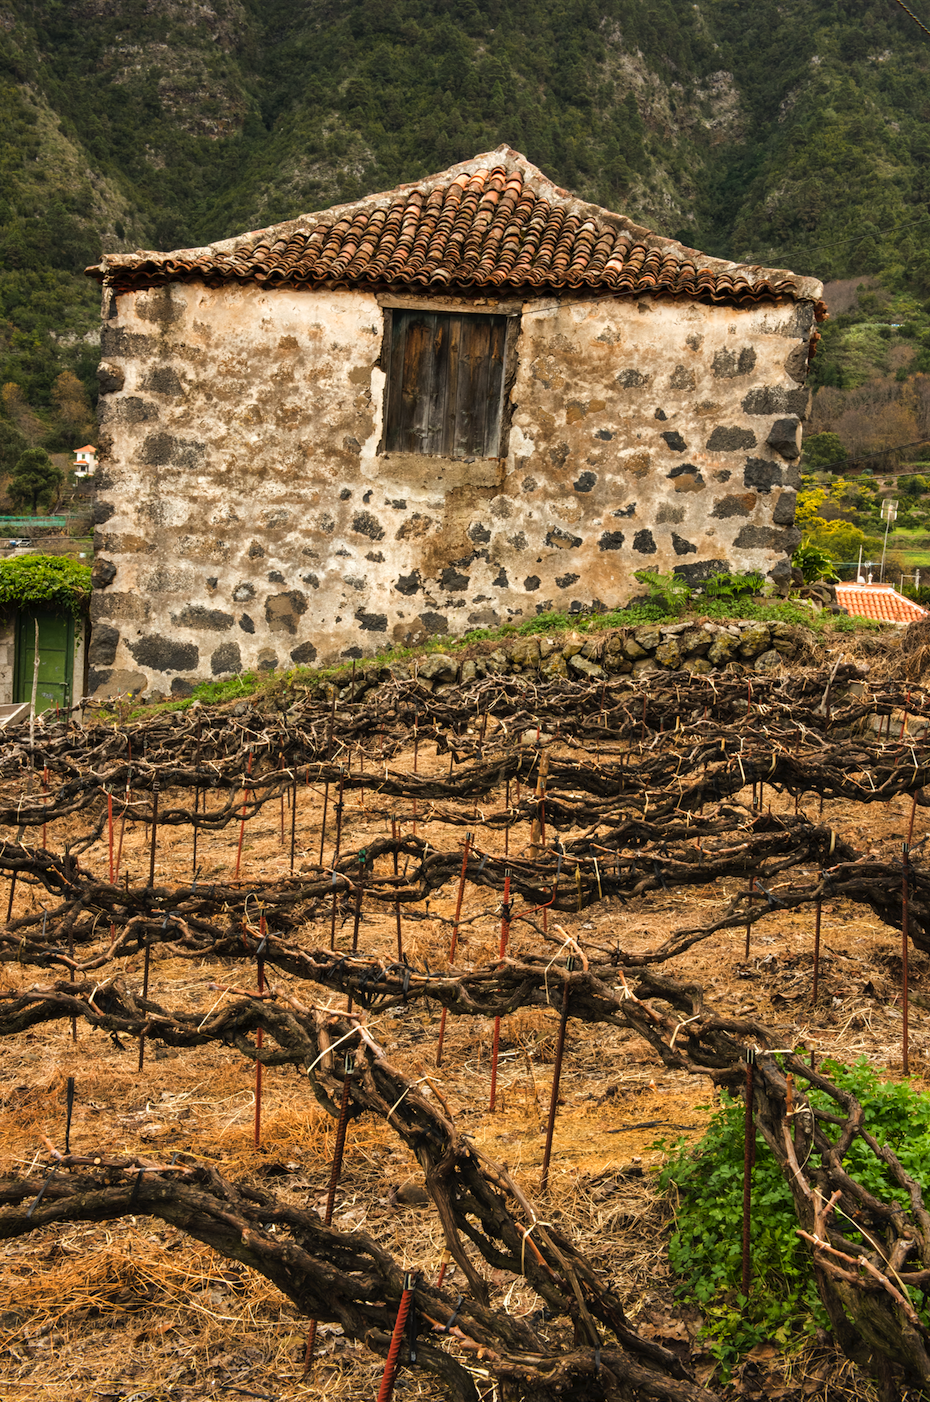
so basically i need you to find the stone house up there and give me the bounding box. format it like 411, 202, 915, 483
86, 146, 824, 699
73, 444, 97, 477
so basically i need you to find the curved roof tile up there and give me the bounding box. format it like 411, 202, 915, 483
87, 145, 824, 309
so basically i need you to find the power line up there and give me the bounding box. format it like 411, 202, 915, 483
806, 436, 930, 473
799, 210, 928, 259
890, 0, 930, 40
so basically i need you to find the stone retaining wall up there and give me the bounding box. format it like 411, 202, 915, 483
325, 616, 807, 698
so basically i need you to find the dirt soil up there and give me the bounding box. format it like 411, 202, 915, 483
0, 722, 926, 1402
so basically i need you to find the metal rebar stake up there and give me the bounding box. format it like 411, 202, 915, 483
741, 1048, 756, 1299
541, 955, 576, 1192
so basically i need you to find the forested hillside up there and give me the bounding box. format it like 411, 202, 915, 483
2, 0, 930, 447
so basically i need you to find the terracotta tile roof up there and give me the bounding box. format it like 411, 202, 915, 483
835, 583, 929, 625
87, 146, 824, 309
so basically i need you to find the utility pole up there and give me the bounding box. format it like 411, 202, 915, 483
880, 499, 898, 582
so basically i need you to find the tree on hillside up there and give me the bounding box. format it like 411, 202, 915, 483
51, 370, 94, 442
1, 383, 45, 447
802, 516, 882, 566
800, 430, 844, 471
835, 399, 919, 464
8, 448, 64, 515
899, 473, 930, 500
0, 419, 28, 476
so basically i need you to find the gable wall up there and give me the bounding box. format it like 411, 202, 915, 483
90, 280, 813, 698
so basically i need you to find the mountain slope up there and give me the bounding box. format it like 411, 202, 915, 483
2, 0, 930, 443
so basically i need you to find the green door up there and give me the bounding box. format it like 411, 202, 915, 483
14, 608, 74, 716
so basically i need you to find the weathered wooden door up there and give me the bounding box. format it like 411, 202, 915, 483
14, 608, 74, 716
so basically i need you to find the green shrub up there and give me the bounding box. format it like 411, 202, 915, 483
0, 553, 91, 616
660, 1059, 930, 1375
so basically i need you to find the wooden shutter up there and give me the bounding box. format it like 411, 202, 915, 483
384, 310, 507, 458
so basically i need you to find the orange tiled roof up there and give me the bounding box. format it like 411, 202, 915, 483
835, 583, 929, 625
87, 147, 824, 309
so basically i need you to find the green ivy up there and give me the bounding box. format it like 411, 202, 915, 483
0, 554, 92, 617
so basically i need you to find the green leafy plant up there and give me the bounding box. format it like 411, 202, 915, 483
660, 1059, 930, 1376
792, 543, 839, 584
701, 569, 766, 600
0, 554, 91, 616
632, 569, 692, 616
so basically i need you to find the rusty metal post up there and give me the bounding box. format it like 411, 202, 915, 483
540, 955, 576, 1192
192, 783, 200, 875
412, 714, 419, 836
192, 719, 202, 876
903, 844, 910, 1076
376, 1271, 415, 1402
318, 779, 330, 867
436, 832, 472, 1067
63, 909, 76, 1042
137, 934, 152, 1073
254, 915, 267, 1147
329, 767, 345, 952
346, 860, 365, 1014
64, 1076, 75, 1155
741, 1048, 756, 1299
234, 751, 252, 880
326, 687, 336, 760
357, 741, 366, 813
391, 815, 403, 961
279, 753, 286, 845
147, 781, 159, 889
812, 881, 822, 1004
115, 744, 132, 883
489, 869, 512, 1112
289, 772, 298, 875
303, 1052, 357, 1376
504, 777, 510, 858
